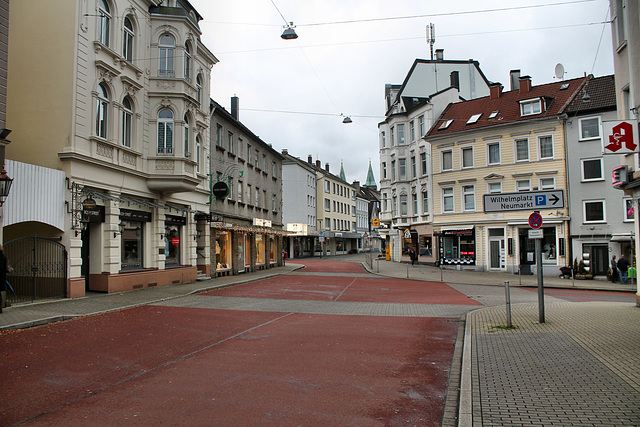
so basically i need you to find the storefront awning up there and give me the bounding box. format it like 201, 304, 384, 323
610, 233, 634, 242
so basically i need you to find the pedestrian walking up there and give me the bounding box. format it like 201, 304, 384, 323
409, 248, 416, 266
0, 244, 7, 313
617, 254, 630, 284
611, 255, 618, 282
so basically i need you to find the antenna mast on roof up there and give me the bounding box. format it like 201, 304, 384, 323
427, 23, 436, 60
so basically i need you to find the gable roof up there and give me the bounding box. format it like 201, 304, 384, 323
426, 76, 588, 139
564, 74, 616, 115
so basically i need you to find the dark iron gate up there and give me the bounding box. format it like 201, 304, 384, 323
5, 237, 68, 304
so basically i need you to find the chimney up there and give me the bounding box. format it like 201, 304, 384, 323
308, 155, 313, 164
450, 71, 459, 90
489, 83, 503, 99
316, 160, 321, 168
519, 76, 532, 93
325, 163, 330, 172
231, 96, 239, 120
435, 49, 444, 61
509, 70, 521, 91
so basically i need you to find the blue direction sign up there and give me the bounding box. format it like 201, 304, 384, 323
529, 212, 543, 229
483, 190, 565, 213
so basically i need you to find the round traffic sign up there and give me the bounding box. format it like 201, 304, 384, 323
529, 212, 543, 229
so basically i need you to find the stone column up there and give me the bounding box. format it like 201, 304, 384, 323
104, 195, 121, 274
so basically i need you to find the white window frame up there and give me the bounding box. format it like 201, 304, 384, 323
579, 116, 601, 141
400, 194, 408, 216
488, 182, 502, 194
398, 158, 407, 180
418, 115, 425, 136
539, 177, 555, 190
624, 198, 634, 222
441, 150, 453, 172
487, 142, 500, 165
515, 138, 529, 162
462, 185, 475, 212
461, 146, 473, 169
158, 34, 175, 77
516, 179, 530, 192
98, 0, 111, 47
583, 200, 606, 223
397, 124, 405, 145
123, 16, 134, 62
420, 152, 427, 175
422, 190, 429, 213
520, 98, 542, 116
581, 158, 604, 182
442, 187, 454, 213
184, 42, 192, 83
157, 108, 174, 154
96, 84, 109, 139
538, 135, 554, 160
122, 96, 133, 147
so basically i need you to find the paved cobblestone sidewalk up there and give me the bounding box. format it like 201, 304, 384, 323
462, 302, 640, 426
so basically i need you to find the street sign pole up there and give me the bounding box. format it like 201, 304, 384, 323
536, 238, 545, 323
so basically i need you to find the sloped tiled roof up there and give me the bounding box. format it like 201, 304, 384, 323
564, 74, 616, 114
426, 76, 587, 138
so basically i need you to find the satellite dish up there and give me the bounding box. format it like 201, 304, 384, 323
554, 63, 565, 80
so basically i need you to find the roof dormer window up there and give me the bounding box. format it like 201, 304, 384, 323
520, 98, 542, 116
489, 111, 499, 119
439, 119, 453, 130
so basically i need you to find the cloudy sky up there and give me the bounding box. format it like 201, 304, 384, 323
190, 0, 614, 184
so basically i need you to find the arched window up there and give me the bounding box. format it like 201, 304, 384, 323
184, 43, 192, 82
183, 114, 190, 157
122, 97, 133, 147
158, 34, 175, 77
123, 17, 134, 62
196, 74, 202, 105
195, 135, 202, 174
157, 109, 174, 154
98, 0, 111, 46
96, 83, 109, 138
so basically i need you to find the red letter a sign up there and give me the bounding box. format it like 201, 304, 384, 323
603, 121, 639, 154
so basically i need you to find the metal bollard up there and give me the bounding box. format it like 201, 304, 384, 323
505, 281, 512, 328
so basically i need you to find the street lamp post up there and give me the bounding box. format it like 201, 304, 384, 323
0, 166, 13, 207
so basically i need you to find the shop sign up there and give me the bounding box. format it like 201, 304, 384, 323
440, 228, 474, 237
166, 214, 187, 225
194, 212, 213, 222
212, 181, 229, 199
483, 190, 564, 212
171, 237, 180, 245
603, 120, 638, 154
82, 205, 105, 223
120, 208, 152, 222
82, 197, 97, 209
253, 218, 272, 227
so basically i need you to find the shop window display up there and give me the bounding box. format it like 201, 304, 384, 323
245, 234, 251, 269
164, 225, 180, 266
269, 236, 276, 263
121, 221, 143, 270
256, 234, 265, 265
237, 233, 245, 273
215, 232, 231, 270
419, 236, 432, 257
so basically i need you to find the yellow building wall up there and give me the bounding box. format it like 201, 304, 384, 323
6, 0, 76, 170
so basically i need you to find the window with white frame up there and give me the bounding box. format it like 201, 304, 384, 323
422, 190, 428, 213
383, 193, 388, 211
215, 124, 222, 147
441, 150, 453, 171
487, 142, 500, 165
227, 131, 233, 153
195, 135, 201, 173
157, 109, 174, 154
442, 187, 454, 213
515, 138, 529, 162
183, 114, 190, 157
410, 121, 415, 141
325, 198, 330, 211
122, 96, 133, 147
622, 199, 635, 222
393, 196, 398, 216
412, 193, 418, 215
237, 181, 243, 203
539, 177, 555, 189
420, 152, 427, 175
184, 42, 192, 82
418, 115, 425, 136
98, 0, 111, 46
461, 146, 473, 169
158, 34, 175, 77
399, 158, 406, 180
398, 124, 405, 145
390, 126, 395, 146
400, 195, 408, 216
581, 158, 603, 181
583, 200, 605, 223
96, 83, 109, 139
381, 131, 386, 148
391, 160, 396, 181
411, 156, 416, 178
382, 162, 387, 179
462, 185, 475, 211
196, 74, 202, 105
488, 182, 502, 193
579, 117, 600, 140
624, 198, 634, 221
516, 179, 530, 192
324, 180, 330, 193
520, 98, 542, 116
538, 135, 553, 159
123, 16, 134, 62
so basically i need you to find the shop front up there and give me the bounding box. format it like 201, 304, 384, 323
436, 227, 476, 266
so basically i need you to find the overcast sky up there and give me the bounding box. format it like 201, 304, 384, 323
191, 0, 614, 185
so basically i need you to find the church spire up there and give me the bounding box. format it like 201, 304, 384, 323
339, 161, 346, 181
365, 160, 377, 189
